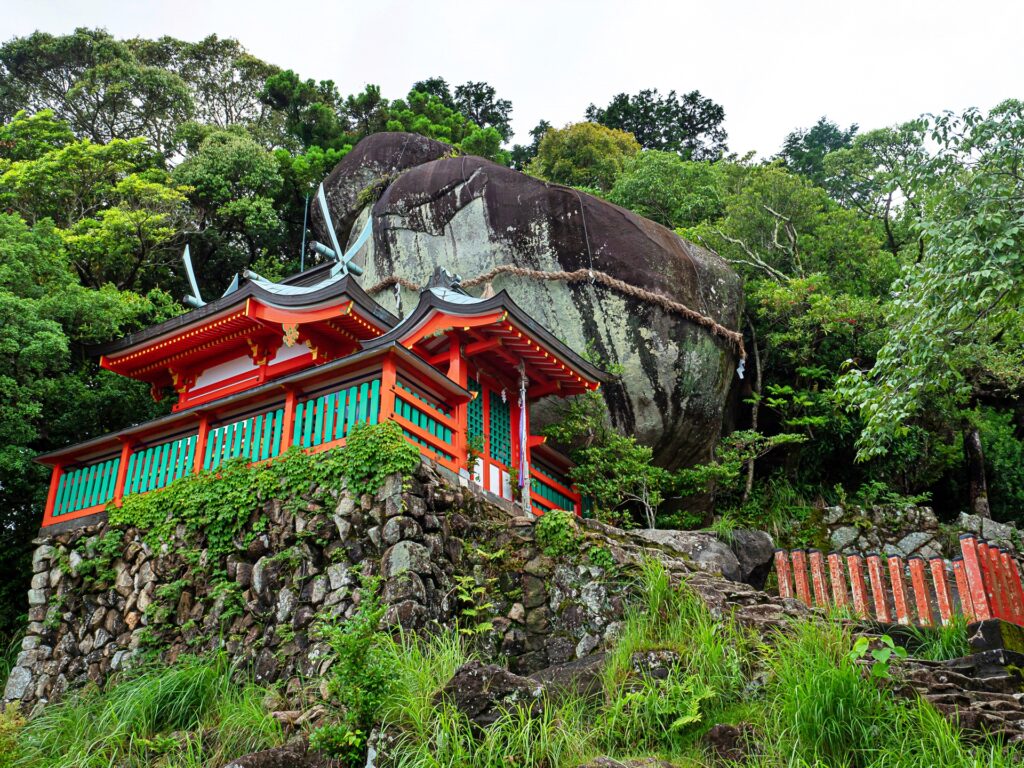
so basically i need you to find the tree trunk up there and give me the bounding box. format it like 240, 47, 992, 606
743, 313, 763, 504
964, 427, 991, 519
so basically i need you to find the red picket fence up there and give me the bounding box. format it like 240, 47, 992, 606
774, 535, 1024, 627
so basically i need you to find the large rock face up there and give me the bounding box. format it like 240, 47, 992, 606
312, 132, 743, 468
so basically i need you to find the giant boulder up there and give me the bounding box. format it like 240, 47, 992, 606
312, 132, 743, 468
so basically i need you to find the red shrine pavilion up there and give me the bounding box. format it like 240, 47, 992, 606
36, 264, 605, 530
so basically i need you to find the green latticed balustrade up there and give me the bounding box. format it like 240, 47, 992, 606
531, 464, 577, 510
125, 434, 196, 496
53, 456, 121, 517
294, 379, 380, 449
205, 408, 285, 470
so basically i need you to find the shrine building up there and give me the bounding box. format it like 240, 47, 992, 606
36, 264, 605, 530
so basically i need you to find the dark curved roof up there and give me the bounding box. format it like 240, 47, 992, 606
94, 273, 398, 357
362, 288, 608, 383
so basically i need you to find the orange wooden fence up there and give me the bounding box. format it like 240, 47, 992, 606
774, 535, 1024, 626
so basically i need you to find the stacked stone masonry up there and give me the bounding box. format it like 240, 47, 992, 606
3, 460, 789, 711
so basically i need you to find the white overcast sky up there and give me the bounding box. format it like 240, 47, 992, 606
3, 0, 1023, 157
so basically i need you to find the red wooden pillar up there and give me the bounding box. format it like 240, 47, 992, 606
866, 554, 891, 622
908, 557, 933, 627
930, 557, 954, 625
448, 338, 468, 471
194, 412, 212, 474
847, 554, 869, 617
791, 550, 812, 606
828, 553, 848, 608
521, 394, 534, 513
1007, 555, 1024, 625
40, 462, 65, 527
379, 354, 398, 422
952, 557, 977, 622
280, 387, 298, 452
112, 438, 135, 506
775, 550, 794, 599
809, 549, 829, 607
960, 535, 993, 621
977, 541, 1004, 619
887, 555, 911, 625
998, 549, 1023, 624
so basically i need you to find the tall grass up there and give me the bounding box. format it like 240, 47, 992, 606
766, 619, 889, 767
380, 630, 594, 768
603, 559, 750, 707
905, 613, 971, 661
14, 653, 283, 768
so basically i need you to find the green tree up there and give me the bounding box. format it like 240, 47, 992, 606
130, 34, 280, 132
837, 101, 1024, 512
0, 109, 74, 162
510, 119, 550, 170
173, 128, 286, 289
0, 28, 193, 154
410, 77, 513, 142
528, 122, 640, 192
260, 69, 346, 149
777, 116, 857, 189
0, 114, 187, 292
0, 213, 172, 639
452, 81, 513, 142
822, 122, 925, 258
586, 88, 727, 160
608, 151, 724, 228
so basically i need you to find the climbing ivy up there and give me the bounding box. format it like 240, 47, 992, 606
108, 422, 418, 556
334, 421, 420, 497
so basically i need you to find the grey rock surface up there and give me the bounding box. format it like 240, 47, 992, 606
313, 132, 743, 470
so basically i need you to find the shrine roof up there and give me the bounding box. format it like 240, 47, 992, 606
362, 288, 608, 385
94, 271, 398, 357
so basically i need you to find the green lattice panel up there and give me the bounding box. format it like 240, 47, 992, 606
396, 384, 452, 445
53, 457, 121, 517
124, 434, 196, 496
488, 390, 511, 466
204, 408, 285, 470
531, 476, 575, 511
293, 379, 380, 449
467, 378, 483, 441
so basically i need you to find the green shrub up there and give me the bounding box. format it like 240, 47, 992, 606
603, 666, 714, 752
0, 704, 24, 768
534, 509, 579, 558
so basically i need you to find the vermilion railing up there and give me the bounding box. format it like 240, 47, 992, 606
39, 348, 466, 528
774, 534, 1024, 627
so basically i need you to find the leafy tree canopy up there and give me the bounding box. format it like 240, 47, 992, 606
608, 150, 724, 228
838, 101, 1024, 462
586, 88, 727, 160
777, 116, 857, 189
528, 122, 640, 192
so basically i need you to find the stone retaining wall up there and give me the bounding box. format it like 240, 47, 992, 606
4, 460, 780, 711
826, 504, 1024, 560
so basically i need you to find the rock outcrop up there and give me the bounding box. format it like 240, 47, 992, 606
312, 132, 744, 469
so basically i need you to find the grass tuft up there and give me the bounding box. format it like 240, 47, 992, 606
14, 653, 283, 768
